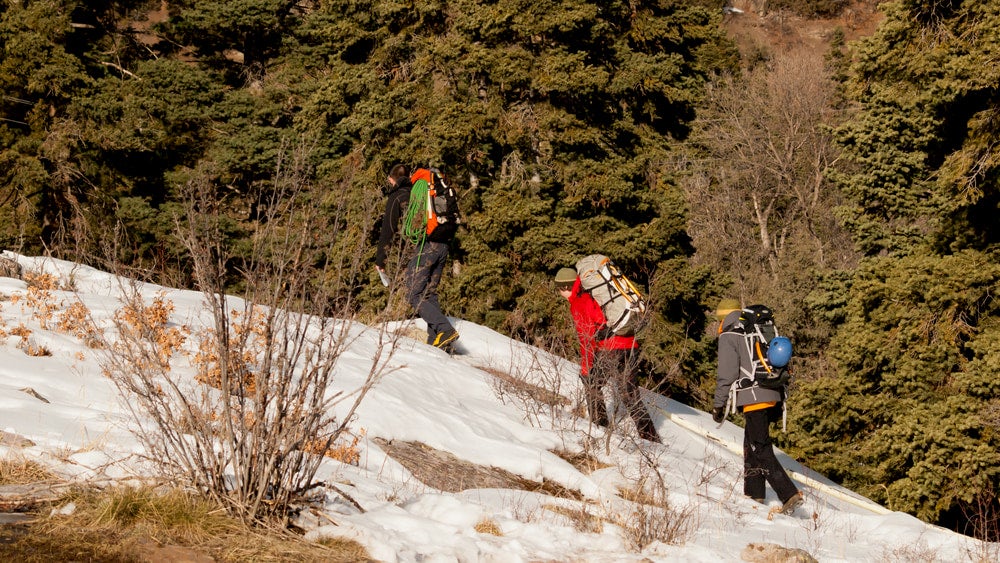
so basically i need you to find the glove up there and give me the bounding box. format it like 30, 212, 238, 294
712, 407, 726, 424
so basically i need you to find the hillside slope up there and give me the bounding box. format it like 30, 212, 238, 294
0, 253, 991, 561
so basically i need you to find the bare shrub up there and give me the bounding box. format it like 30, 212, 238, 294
612, 442, 698, 550
542, 502, 604, 533
876, 539, 941, 563
616, 493, 698, 550
100, 144, 401, 525
960, 483, 1000, 560
683, 47, 857, 343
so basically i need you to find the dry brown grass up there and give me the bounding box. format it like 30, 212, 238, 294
476, 364, 570, 409
0, 456, 55, 485
542, 503, 605, 534
552, 449, 612, 475
375, 438, 583, 500
618, 484, 660, 507
474, 518, 503, 536
0, 485, 370, 563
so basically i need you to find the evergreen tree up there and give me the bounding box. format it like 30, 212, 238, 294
0, 0, 92, 252
303, 0, 738, 394
786, 0, 1000, 534
1, 0, 737, 399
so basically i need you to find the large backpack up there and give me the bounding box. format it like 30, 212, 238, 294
575, 254, 647, 336
404, 167, 461, 244
736, 304, 791, 390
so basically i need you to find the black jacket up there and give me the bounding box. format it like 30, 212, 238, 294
375, 177, 412, 269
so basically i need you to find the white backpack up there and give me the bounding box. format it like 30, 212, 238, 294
575, 254, 647, 336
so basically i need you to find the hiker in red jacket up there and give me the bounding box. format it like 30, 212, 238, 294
555, 268, 659, 442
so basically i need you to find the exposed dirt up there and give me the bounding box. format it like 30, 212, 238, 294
725, 0, 885, 58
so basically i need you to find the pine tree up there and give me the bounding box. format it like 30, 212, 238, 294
785, 0, 1000, 533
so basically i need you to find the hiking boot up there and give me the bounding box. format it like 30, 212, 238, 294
779, 492, 803, 515
431, 330, 459, 349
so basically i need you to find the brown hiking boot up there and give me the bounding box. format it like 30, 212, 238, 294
779, 492, 803, 515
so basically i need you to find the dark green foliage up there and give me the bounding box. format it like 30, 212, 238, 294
316, 0, 737, 392
783, 0, 1000, 534
0, 0, 732, 416
788, 251, 1000, 522
832, 0, 1000, 257
0, 0, 92, 251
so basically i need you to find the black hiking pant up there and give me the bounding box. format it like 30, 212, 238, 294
586, 348, 659, 442
742, 407, 798, 503
405, 241, 455, 343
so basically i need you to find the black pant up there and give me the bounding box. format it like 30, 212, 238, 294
743, 407, 798, 503
404, 241, 455, 342
583, 348, 659, 442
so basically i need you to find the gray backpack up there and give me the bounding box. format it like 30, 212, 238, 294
575, 254, 647, 336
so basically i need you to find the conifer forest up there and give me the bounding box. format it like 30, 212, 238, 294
2, 0, 999, 537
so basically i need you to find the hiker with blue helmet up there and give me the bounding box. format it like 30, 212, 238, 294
712, 298, 802, 515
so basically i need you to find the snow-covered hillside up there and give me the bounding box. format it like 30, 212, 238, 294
0, 253, 992, 562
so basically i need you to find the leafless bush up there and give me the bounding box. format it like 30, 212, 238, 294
610, 429, 697, 550
616, 484, 698, 549
482, 333, 575, 431
876, 539, 941, 563
960, 483, 1000, 560
683, 47, 858, 342
101, 143, 400, 524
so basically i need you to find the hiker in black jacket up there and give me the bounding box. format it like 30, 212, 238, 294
375, 164, 459, 350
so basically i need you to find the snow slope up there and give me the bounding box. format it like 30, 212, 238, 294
0, 253, 991, 562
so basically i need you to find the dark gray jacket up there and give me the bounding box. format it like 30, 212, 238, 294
713, 310, 783, 410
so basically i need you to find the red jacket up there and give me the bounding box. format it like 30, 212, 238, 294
567, 277, 636, 375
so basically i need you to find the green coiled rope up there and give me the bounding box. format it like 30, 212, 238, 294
403, 179, 430, 261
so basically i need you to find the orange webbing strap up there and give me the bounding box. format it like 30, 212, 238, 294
743, 401, 777, 413
755, 340, 773, 374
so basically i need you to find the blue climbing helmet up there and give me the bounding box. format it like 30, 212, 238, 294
767, 336, 793, 367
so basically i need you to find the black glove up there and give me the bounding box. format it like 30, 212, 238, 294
712, 407, 726, 424
593, 324, 615, 341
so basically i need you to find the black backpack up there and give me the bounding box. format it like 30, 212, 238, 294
737, 305, 790, 390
